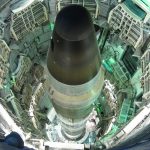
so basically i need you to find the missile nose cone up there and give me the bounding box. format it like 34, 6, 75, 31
47, 5, 101, 85
55, 5, 94, 41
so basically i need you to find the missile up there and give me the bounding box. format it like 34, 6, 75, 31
47, 5, 104, 140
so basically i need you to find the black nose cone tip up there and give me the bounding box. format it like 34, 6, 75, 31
55, 4, 94, 41
47, 5, 101, 85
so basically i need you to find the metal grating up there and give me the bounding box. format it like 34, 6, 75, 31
141, 50, 150, 100
108, 3, 145, 49
11, 1, 48, 41
56, 0, 99, 19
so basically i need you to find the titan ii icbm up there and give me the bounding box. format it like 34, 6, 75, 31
47, 5, 104, 140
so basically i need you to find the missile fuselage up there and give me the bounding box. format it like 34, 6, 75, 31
47, 5, 104, 140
